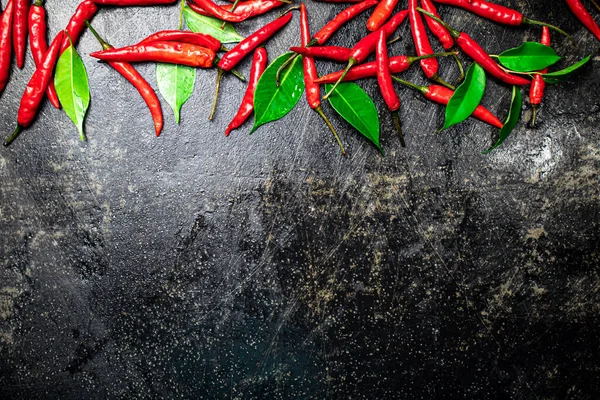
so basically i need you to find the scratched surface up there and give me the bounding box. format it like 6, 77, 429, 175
1, 0, 600, 398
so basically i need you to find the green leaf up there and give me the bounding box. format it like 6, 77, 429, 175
54, 41, 90, 141
183, 6, 244, 43
252, 53, 305, 133
156, 63, 196, 124
442, 63, 486, 131
483, 86, 522, 154
542, 53, 593, 84
497, 42, 561, 72
325, 82, 381, 152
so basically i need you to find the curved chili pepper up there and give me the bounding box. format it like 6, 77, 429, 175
188, 0, 252, 22
433, 0, 572, 40
29, 0, 61, 109
61, 0, 98, 53
420, 0, 453, 50
13, 0, 29, 69
86, 22, 163, 136
91, 0, 177, 5
418, 8, 530, 86
529, 26, 550, 127
323, 10, 408, 99
566, 0, 600, 41
376, 30, 403, 146
225, 47, 267, 136
315, 51, 457, 83
392, 77, 503, 128
90, 41, 216, 67
218, 11, 293, 71
0, 0, 15, 94
187, 0, 286, 19
289, 45, 351, 62
4, 31, 65, 146
409, 0, 453, 89
137, 30, 221, 51
299, 3, 345, 155
311, 0, 379, 45
367, 0, 399, 32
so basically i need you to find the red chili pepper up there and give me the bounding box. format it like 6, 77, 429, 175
13, 0, 29, 69
566, 0, 600, 41
137, 30, 221, 51
4, 31, 65, 146
418, 8, 530, 86
376, 30, 403, 146
433, 0, 572, 40
188, 0, 252, 22
311, 0, 379, 45
420, 0, 454, 50
314, 51, 456, 83
299, 3, 345, 155
86, 22, 163, 136
225, 47, 267, 136
323, 10, 408, 99
0, 0, 15, 93
289, 45, 351, 62
218, 10, 293, 72
61, 0, 98, 53
393, 77, 504, 128
91, 0, 177, 5
409, 0, 453, 88
529, 26, 550, 127
29, 0, 61, 109
90, 42, 215, 67
367, 0, 400, 32
187, 0, 286, 19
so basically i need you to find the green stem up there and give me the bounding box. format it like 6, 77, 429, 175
85, 20, 112, 50
522, 18, 574, 45
209, 68, 224, 121
221, 0, 241, 29
530, 104, 539, 128
315, 106, 346, 156
406, 51, 459, 64
392, 111, 405, 148
430, 73, 455, 90
417, 7, 460, 39
593, 0, 600, 13
4, 125, 23, 147
213, 56, 246, 82
391, 76, 427, 95
275, 53, 298, 87
323, 58, 356, 100
178, 0, 185, 31
453, 53, 465, 83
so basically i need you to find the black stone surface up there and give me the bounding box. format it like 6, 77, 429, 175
1, 0, 600, 398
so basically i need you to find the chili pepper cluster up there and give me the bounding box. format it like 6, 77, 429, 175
0, 0, 598, 153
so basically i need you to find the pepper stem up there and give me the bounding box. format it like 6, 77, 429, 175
391, 76, 428, 95
593, 0, 600, 12
315, 106, 346, 156
277, 5, 301, 19
4, 125, 23, 147
275, 53, 298, 87
522, 18, 574, 45
213, 56, 246, 82
392, 111, 405, 148
178, 0, 185, 30
209, 68, 224, 121
453, 52, 465, 83
323, 58, 356, 100
407, 51, 459, 64
85, 21, 112, 50
430, 73, 455, 90
530, 104, 539, 128
33, 0, 44, 6
221, 0, 241, 29
387, 36, 402, 45
417, 8, 460, 39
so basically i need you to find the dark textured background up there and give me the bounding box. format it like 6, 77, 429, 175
1, 0, 600, 398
